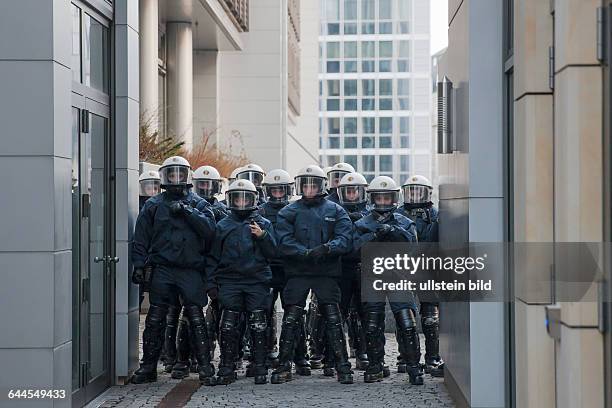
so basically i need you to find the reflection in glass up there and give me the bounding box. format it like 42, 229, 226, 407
71, 5, 81, 83
83, 14, 108, 93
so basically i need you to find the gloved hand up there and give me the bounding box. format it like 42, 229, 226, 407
207, 287, 219, 300
131, 267, 145, 285
169, 201, 186, 216
375, 224, 395, 239
307, 244, 330, 261
211, 207, 222, 220
348, 212, 363, 222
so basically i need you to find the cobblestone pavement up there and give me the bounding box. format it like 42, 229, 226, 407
87, 316, 455, 408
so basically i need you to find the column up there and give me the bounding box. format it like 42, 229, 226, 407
139, 0, 159, 128
167, 22, 193, 150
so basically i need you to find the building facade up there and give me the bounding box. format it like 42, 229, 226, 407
438, 0, 612, 407
318, 0, 432, 183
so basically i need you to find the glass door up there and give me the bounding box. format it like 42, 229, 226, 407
72, 96, 114, 407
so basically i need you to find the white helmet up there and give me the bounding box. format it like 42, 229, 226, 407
295, 165, 327, 198
237, 163, 266, 187
193, 165, 222, 198
225, 179, 258, 211
327, 162, 356, 189
368, 176, 400, 212
139, 170, 161, 197
338, 172, 368, 205
322, 166, 332, 178
159, 156, 192, 188
402, 175, 433, 205
228, 167, 243, 183
263, 169, 294, 204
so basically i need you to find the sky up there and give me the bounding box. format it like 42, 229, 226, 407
430, 0, 449, 55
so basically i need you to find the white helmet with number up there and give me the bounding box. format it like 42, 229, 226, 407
368, 176, 400, 212
295, 165, 327, 198
225, 179, 258, 211
327, 162, 356, 189
338, 172, 368, 205
159, 156, 192, 188
193, 165, 222, 198
237, 163, 266, 187
263, 169, 294, 204
402, 175, 433, 205
139, 170, 161, 197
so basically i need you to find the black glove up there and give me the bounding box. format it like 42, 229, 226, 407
131, 267, 145, 285
207, 287, 219, 300
375, 224, 395, 239
307, 244, 330, 260
169, 201, 186, 216
211, 207, 222, 220
348, 212, 363, 222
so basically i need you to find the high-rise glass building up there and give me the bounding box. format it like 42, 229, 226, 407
318, 0, 431, 183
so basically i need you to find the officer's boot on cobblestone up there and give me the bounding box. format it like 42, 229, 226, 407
395, 309, 424, 386
363, 312, 385, 383
351, 311, 369, 371
184, 305, 216, 386
217, 309, 241, 385
421, 304, 444, 377
171, 313, 191, 379
266, 305, 280, 369
249, 310, 269, 384
307, 300, 325, 369
293, 316, 311, 376
322, 303, 354, 384
163, 305, 180, 373
322, 330, 336, 377
271, 305, 304, 384
132, 304, 168, 384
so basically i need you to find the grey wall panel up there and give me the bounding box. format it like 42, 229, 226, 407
53, 250, 72, 347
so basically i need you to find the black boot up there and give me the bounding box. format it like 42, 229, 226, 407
132, 304, 167, 384
395, 309, 424, 385
293, 315, 311, 376
217, 309, 241, 385
163, 305, 180, 373
396, 330, 407, 373
205, 300, 220, 360
249, 309, 269, 384
306, 298, 324, 369
266, 304, 280, 368
363, 312, 385, 383
271, 305, 304, 384
421, 304, 444, 377
184, 305, 216, 386
321, 303, 353, 384
171, 311, 192, 379
349, 309, 369, 371
322, 329, 336, 377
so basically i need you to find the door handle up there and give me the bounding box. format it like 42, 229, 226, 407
109, 256, 120, 264
93, 256, 105, 263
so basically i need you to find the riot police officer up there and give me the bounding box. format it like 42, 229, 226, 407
259, 169, 311, 375
271, 165, 354, 384
337, 173, 369, 371
236, 163, 267, 205
207, 180, 277, 385
397, 175, 444, 377
325, 163, 355, 204
131, 156, 217, 385
193, 165, 229, 222
138, 170, 161, 211
353, 176, 423, 385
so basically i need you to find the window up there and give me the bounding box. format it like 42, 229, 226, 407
362, 155, 376, 172
327, 155, 341, 166
379, 79, 393, 96
362, 0, 375, 19
327, 99, 340, 111
345, 118, 357, 133
83, 14, 109, 92
344, 137, 358, 148
400, 156, 410, 172
362, 117, 375, 133
379, 22, 393, 34
379, 60, 392, 72
379, 41, 393, 58
327, 23, 340, 35
379, 117, 393, 134
328, 118, 340, 134
329, 137, 341, 149
344, 61, 358, 72
344, 42, 357, 58
326, 0, 340, 20
380, 155, 393, 172
363, 79, 375, 96
362, 99, 375, 110
361, 22, 376, 34
397, 79, 410, 110
344, 0, 357, 20
362, 61, 376, 72
327, 42, 340, 58
397, 21, 410, 34
344, 23, 358, 34
344, 155, 358, 169
71, 5, 81, 83
327, 80, 340, 96
379, 137, 392, 148
380, 99, 393, 110
400, 117, 410, 147
344, 99, 358, 110
344, 80, 357, 96
327, 61, 340, 73
362, 41, 375, 58
398, 40, 410, 72
379, 0, 392, 19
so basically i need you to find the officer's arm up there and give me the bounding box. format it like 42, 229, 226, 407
132, 202, 154, 269
184, 201, 217, 240
352, 223, 376, 253
277, 209, 309, 257
326, 208, 353, 255
255, 221, 278, 260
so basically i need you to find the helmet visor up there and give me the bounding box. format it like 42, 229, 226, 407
238, 171, 264, 187
328, 170, 349, 188
194, 179, 221, 198
369, 191, 399, 211
160, 165, 191, 186
264, 184, 293, 204
295, 176, 325, 198
338, 185, 366, 205
139, 179, 161, 197
226, 190, 257, 211
402, 185, 432, 204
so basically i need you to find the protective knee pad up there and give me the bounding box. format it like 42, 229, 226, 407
394, 308, 417, 331
420, 304, 439, 335
320, 303, 342, 325
249, 309, 268, 333
146, 304, 168, 331
220, 309, 241, 335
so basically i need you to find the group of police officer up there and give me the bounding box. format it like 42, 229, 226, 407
132, 156, 443, 386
